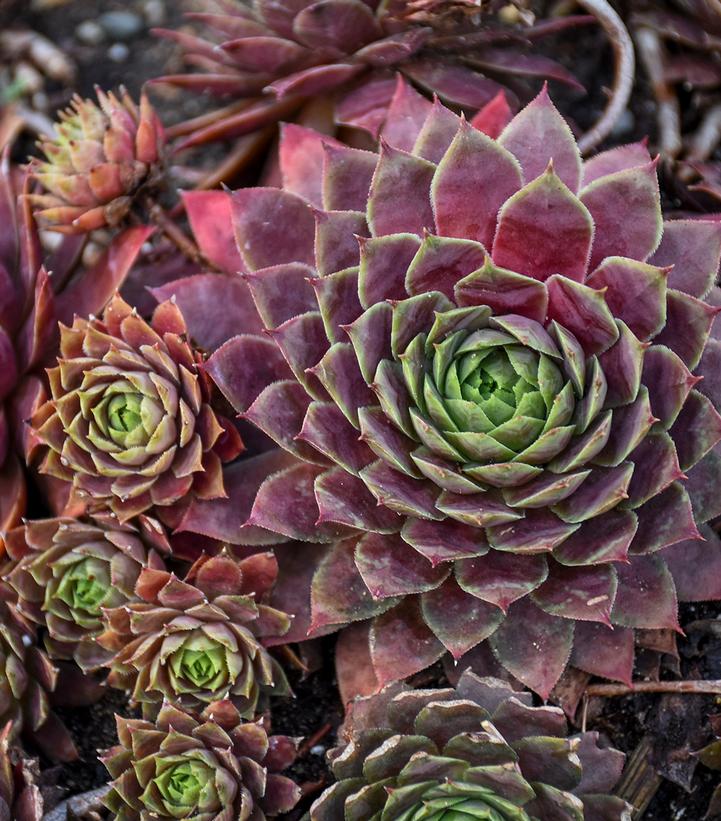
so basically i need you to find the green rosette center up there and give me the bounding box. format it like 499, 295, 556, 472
155, 759, 213, 812
398, 782, 532, 820
55, 557, 110, 615
170, 634, 227, 692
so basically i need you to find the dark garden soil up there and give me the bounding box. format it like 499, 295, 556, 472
4, 0, 721, 818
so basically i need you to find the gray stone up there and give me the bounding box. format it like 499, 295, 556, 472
99, 10, 144, 40
107, 42, 130, 63
75, 20, 105, 45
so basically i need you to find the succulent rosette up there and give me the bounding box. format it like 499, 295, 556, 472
0, 722, 42, 821
29, 88, 164, 234
0, 159, 151, 541
30, 293, 242, 523
153, 0, 592, 149
0, 581, 77, 760
311, 670, 631, 819
194, 82, 721, 698
3, 513, 169, 671
103, 553, 291, 717
102, 699, 300, 820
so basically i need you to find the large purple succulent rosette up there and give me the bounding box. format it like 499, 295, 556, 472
183, 82, 721, 699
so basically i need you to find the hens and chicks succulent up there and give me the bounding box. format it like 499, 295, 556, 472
2, 1, 721, 819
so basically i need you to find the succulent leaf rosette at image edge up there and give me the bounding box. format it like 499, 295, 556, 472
176, 80, 721, 699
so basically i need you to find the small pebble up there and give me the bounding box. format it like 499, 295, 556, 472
76, 19, 105, 45
143, 0, 166, 26
108, 42, 130, 63
611, 108, 635, 139
99, 10, 144, 40
310, 744, 326, 755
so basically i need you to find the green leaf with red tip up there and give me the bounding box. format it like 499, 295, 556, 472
492, 168, 593, 283
499, 85, 582, 191
597, 321, 645, 408
391, 292, 453, 357
489, 597, 574, 699
358, 406, 418, 477
503, 470, 590, 509
431, 119, 522, 247
436, 490, 523, 527
580, 161, 662, 271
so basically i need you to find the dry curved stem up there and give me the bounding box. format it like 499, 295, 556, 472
585, 679, 721, 696
688, 101, 721, 162
576, 0, 635, 154
633, 24, 682, 157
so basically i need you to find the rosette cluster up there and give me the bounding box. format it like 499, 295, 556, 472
4, 513, 169, 670
102, 700, 300, 820
103, 553, 292, 718
31, 294, 240, 522
200, 82, 721, 697
311, 670, 631, 819
29, 88, 164, 233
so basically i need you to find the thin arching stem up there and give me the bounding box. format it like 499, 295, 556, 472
576, 0, 636, 154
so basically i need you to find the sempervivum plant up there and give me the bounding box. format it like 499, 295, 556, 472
3, 513, 169, 671
311, 670, 631, 819
0, 158, 150, 540
30, 293, 242, 523
0, 582, 76, 760
102, 553, 291, 717
0, 722, 42, 821
29, 88, 164, 234
153, 0, 616, 151
196, 82, 721, 698
102, 699, 300, 820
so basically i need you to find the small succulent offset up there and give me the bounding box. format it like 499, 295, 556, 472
311, 670, 631, 819
30, 293, 242, 523
103, 553, 292, 718
102, 699, 301, 820
0, 722, 42, 821
29, 88, 164, 233
4, 513, 169, 671
201, 82, 721, 698
154, 0, 585, 148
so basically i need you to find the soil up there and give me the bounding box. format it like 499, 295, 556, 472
4, 0, 721, 818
